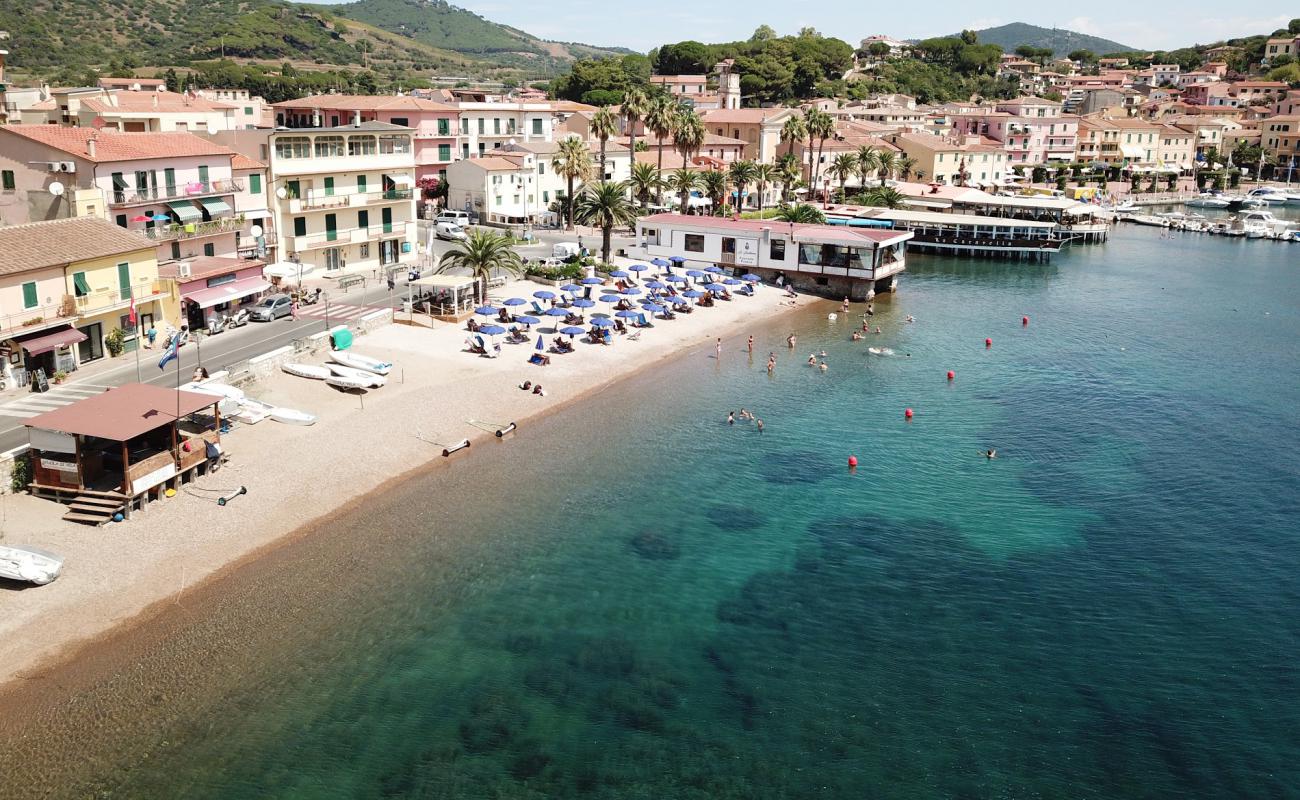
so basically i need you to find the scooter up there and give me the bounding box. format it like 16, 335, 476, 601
227, 308, 250, 329
207, 315, 226, 334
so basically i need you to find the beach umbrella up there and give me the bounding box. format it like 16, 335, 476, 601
645, 280, 666, 289
610, 269, 630, 278
666, 275, 688, 284
683, 289, 705, 298
533, 290, 556, 300
131, 214, 151, 222
151, 213, 170, 222
723, 278, 742, 285
560, 283, 583, 293
515, 315, 540, 326
572, 298, 596, 308
536, 335, 545, 351
502, 297, 528, 306
742, 273, 761, 282
560, 326, 586, 336
705, 266, 724, 274
544, 307, 569, 318
591, 317, 613, 328
642, 302, 666, 313
686, 269, 706, 278
478, 324, 507, 336
622, 287, 642, 296
669, 256, 686, 263
615, 309, 640, 318
598, 294, 621, 303
651, 258, 670, 267
705, 282, 727, 292
580, 276, 604, 285
628, 264, 649, 273
475, 305, 501, 316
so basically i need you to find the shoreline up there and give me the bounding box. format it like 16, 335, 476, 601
0, 278, 819, 695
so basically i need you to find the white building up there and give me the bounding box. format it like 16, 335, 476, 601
444, 154, 542, 226
268, 122, 418, 275
455, 102, 585, 159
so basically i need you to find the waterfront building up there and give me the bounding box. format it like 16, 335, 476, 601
444, 155, 538, 226
271, 95, 459, 183
632, 213, 912, 300
949, 97, 1078, 165
823, 205, 1062, 261
268, 122, 418, 276
0, 217, 176, 386
886, 181, 1108, 243
885, 132, 1008, 186
1261, 115, 1300, 167
702, 108, 798, 165
1156, 125, 1197, 173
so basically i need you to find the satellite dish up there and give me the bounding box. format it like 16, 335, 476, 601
275, 187, 288, 199
48, 181, 65, 197
249, 225, 263, 238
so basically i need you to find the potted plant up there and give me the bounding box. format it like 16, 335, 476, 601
105, 327, 126, 357
52, 370, 68, 384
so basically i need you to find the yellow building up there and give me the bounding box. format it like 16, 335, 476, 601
0, 217, 176, 389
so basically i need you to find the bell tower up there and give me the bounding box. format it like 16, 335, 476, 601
715, 59, 740, 110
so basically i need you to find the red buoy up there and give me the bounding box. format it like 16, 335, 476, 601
947, 370, 955, 380
985, 337, 992, 348
905, 408, 914, 419
848, 455, 858, 467
1022, 316, 1030, 326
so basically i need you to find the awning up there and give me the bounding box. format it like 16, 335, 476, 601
263, 261, 315, 281
185, 277, 271, 309
391, 175, 415, 187
168, 200, 202, 223
16, 326, 88, 356
73, 273, 91, 294
1119, 144, 1146, 159
198, 197, 232, 217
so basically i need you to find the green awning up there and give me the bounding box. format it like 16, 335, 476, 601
168, 200, 202, 222
198, 197, 232, 217
73, 273, 91, 294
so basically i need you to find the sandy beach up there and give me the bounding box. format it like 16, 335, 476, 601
0, 274, 815, 688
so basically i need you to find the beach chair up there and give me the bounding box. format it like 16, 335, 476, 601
633, 313, 653, 329
528, 353, 551, 366
737, 284, 755, 296
627, 330, 643, 341
530, 301, 546, 315
472, 334, 500, 358
601, 330, 613, 345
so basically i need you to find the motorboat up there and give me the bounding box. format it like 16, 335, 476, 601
327, 363, 386, 388
1245, 187, 1291, 205
282, 363, 331, 380
269, 407, 317, 425
1186, 193, 1230, 208
1112, 200, 1139, 213
0, 545, 63, 585
330, 350, 392, 376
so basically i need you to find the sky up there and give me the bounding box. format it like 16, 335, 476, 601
351, 0, 1296, 53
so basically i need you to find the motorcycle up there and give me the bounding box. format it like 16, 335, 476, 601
207, 314, 225, 334
227, 308, 250, 329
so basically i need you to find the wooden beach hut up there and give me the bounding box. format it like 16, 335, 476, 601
24, 383, 224, 524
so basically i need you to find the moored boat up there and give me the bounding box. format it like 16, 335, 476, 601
269, 407, 317, 425
0, 545, 64, 585
327, 363, 386, 388
331, 350, 393, 376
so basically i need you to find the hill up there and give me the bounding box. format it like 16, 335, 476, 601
952, 23, 1136, 56
323, 0, 630, 73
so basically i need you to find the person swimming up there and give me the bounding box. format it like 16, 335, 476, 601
985, 449, 997, 459
905, 315, 915, 323
819, 361, 828, 371
851, 331, 862, 341
808, 354, 817, 365
727, 411, 735, 425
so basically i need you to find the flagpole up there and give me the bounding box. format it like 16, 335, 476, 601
133, 328, 141, 382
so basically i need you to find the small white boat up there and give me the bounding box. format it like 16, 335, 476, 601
269, 406, 317, 425
0, 545, 63, 585
1113, 201, 1139, 213
282, 363, 331, 380
331, 350, 392, 375
325, 374, 370, 391
327, 363, 386, 388
1186, 193, 1229, 209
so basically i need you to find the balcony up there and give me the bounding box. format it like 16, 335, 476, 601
236, 231, 278, 258
109, 179, 243, 207
289, 188, 414, 213
74, 282, 166, 315
136, 216, 246, 242
0, 298, 79, 339
291, 221, 414, 251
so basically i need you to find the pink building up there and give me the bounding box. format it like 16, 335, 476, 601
271, 95, 459, 183
160, 256, 269, 331
949, 97, 1078, 165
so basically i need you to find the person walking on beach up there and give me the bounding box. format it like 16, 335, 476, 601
747, 335, 754, 353
716, 338, 722, 358
787, 333, 796, 349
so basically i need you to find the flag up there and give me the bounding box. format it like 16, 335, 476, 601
128, 295, 137, 326
158, 336, 179, 370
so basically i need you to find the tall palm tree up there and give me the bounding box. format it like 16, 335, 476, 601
863, 186, 906, 208
551, 137, 592, 231
667, 169, 700, 213
628, 162, 661, 211
829, 152, 858, 202
776, 154, 801, 203
781, 114, 808, 159
855, 145, 879, 189
436, 228, 523, 304
589, 106, 618, 179
809, 110, 836, 205
622, 86, 649, 159
897, 156, 917, 181
644, 95, 677, 205
774, 203, 826, 224
753, 163, 775, 217
874, 151, 898, 187
673, 109, 706, 169
574, 181, 638, 265
699, 170, 728, 216
727, 159, 757, 213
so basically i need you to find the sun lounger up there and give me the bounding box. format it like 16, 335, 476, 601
531, 301, 546, 315
528, 353, 551, 366
472, 334, 500, 358
627, 330, 643, 341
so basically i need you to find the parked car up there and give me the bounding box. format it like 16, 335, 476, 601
436, 210, 472, 227
435, 222, 468, 241
249, 293, 293, 321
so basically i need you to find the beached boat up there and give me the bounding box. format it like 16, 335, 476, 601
331, 350, 392, 376
0, 545, 64, 585
282, 363, 331, 380
327, 363, 386, 388
269, 407, 317, 425
324, 374, 371, 391
1186, 193, 1230, 209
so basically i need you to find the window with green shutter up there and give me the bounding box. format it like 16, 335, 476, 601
117, 262, 132, 300
249, 174, 261, 194
325, 213, 338, 241
437, 118, 450, 136
357, 175, 367, 194
22, 281, 38, 309
204, 243, 215, 257
294, 217, 306, 237
358, 210, 369, 230
1, 170, 14, 191
198, 165, 210, 188
381, 207, 392, 234
438, 144, 451, 161
73, 272, 90, 296
324, 177, 334, 196
164, 167, 176, 196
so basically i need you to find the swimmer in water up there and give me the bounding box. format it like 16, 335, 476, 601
875, 326, 882, 334
819, 361, 828, 371
787, 334, 796, 348
819, 350, 827, 358
808, 354, 817, 365
756, 419, 764, 434
851, 331, 862, 341
766, 360, 775, 374
727, 411, 735, 425
905, 315, 915, 323
985, 449, 997, 459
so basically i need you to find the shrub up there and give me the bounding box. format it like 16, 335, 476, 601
10, 452, 32, 493
105, 327, 126, 357
525, 262, 583, 280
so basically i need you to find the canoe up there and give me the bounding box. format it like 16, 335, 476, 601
233, 398, 274, 424
179, 380, 245, 401
269, 406, 317, 425
282, 363, 331, 380
328, 362, 386, 388
331, 350, 392, 375
325, 375, 370, 391
0, 545, 63, 585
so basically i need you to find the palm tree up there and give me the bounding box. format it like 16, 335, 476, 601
828, 152, 858, 202
874, 151, 898, 187
667, 169, 699, 213
628, 162, 661, 211
855, 145, 879, 189
574, 181, 638, 265
897, 156, 917, 181
590, 106, 618, 179
551, 137, 593, 231
781, 114, 808, 159
436, 228, 523, 304
622, 86, 649, 159
863, 186, 906, 208
644, 95, 677, 205
699, 170, 728, 216
753, 163, 775, 217
776, 155, 801, 203
673, 109, 706, 169
809, 110, 835, 205
727, 159, 757, 213
774, 203, 826, 224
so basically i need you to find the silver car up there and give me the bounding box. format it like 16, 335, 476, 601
250, 293, 292, 321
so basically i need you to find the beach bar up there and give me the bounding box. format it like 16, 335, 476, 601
24, 383, 224, 525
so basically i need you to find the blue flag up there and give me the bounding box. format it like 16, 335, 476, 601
158, 337, 179, 371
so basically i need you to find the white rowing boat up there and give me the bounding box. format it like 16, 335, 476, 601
0, 545, 63, 585
325, 375, 370, 391
269, 407, 317, 425
282, 363, 331, 380
328, 362, 386, 388
331, 350, 392, 375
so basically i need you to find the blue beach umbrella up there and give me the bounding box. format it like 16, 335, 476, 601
572, 298, 596, 308
478, 324, 506, 336
622, 287, 642, 296
610, 269, 630, 278
151, 213, 170, 222
502, 297, 528, 306
628, 264, 649, 272
705, 266, 724, 274
642, 302, 666, 313
741, 273, 761, 282
515, 315, 540, 326
686, 269, 706, 278
560, 283, 583, 293
536, 335, 545, 351
475, 305, 501, 316
705, 282, 727, 292
645, 280, 666, 289
651, 258, 670, 267
683, 289, 705, 298
723, 278, 742, 285
544, 307, 569, 318
669, 256, 686, 264
591, 317, 614, 328
560, 326, 586, 336
615, 309, 640, 318
666, 275, 688, 284
533, 290, 557, 300
598, 294, 621, 303
580, 276, 604, 285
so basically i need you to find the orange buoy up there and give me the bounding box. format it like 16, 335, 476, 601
905, 408, 913, 419
946, 370, 955, 380
1022, 315, 1029, 326
848, 455, 858, 467
985, 337, 992, 347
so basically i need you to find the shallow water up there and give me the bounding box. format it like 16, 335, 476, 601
4, 226, 1300, 799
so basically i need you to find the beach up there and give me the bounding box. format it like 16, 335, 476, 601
0, 276, 814, 689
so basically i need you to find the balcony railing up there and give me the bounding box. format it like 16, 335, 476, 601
110, 179, 243, 207
135, 216, 245, 242
290, 188, 414, 213
0, 298, 79, 338
74, 282, 165, 313
236, 231, 278, 258
292, 221, 411, 250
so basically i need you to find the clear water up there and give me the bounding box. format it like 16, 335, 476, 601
7, 226, 1300, 799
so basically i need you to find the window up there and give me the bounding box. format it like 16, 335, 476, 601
722, 237, 736, 254
495, 196, 503, 206
22, 281, 38, 309
203, 243, 215, 257
315, 136, 345, 158
164, 167, 176, 196
360, 243, 369, 259
390, 117, 409, 127
117, 262, 132, 300
478, 119, 485, 135
115, 214, 128, 228
493, 118, 501, 134
538, 162, 546, 175
437, 118, 450, 136
378, 135, 411, 155
438, 144, 451, 161
249, 174, 261, 194
684, 234, 704, 252
348, 135, 377, 156
357, 175, 367, 194
770, 239, 786, 260
325, 213, 338, 241
73, 272, 90, 296
275, 137, 311, 159
206, 273, 236, 288
171, 242, 181, 260
543, 190, 549, 202
245, 106, 254, 116
1, 170, 14, 191
461, 118, 469, 134
294, 217, 307, 237
381, 207, 393, 233
330, 116, 340, 128
358, 210, 369, 229
324, 177, 335, 196
531, 118, 542, 135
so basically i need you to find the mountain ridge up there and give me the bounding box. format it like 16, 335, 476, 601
944, 23, 1136, 56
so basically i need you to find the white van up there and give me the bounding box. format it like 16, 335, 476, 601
552, 242, 581, 260
435, 222, 468, 241
436, 210, 472, 227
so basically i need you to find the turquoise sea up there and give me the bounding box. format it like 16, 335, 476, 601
5, 224, 1300, 799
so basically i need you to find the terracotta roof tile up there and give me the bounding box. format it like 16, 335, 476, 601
0, 217, 153, 276
231, 153, 266, 170
0, 125, 236, 163
270, 94, 456, 112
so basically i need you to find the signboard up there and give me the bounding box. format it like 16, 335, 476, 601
32, 368, 50, 394
130, 462, 177, 496
736, 238, 759, 267
39, 458, 78, 473
30, 428, 76, 453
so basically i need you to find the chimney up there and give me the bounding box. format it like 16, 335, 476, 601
87, 132, 97, 159
153, 93, 159, 109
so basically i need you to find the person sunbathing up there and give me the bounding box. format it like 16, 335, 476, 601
498, 308, 511, 323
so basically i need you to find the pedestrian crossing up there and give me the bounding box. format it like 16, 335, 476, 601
0, 384, 111, 420
294, 302, 384, 321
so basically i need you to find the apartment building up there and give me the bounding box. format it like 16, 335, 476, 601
444, 155, 542, 226
268, 122, 418, 275
886, 132, 1008, 185
455, 101, 592, 160
1261, 115, 1300, 166
701, 108, 798, 164
949, 97, 1077, 165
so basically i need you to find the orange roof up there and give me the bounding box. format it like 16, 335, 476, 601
271, 94, 456, 112
464, 156, 526, 171
231, 153, 266, 170
81, 91, 236, 114
701, 108, 793, 124
0, 125, 236, 163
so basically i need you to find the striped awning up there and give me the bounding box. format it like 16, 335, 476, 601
198, 197, 232, 217
168, 200, 202, 222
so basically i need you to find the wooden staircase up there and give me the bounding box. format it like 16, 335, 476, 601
62, 492, 128, 526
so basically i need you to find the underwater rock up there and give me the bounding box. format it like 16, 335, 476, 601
629, 530, 681, 560
706, 504, 766, 532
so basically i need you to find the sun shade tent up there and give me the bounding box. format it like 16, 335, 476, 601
409, 274, 479, 317
197, 197, 232, 217
168, 200, 203, 223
